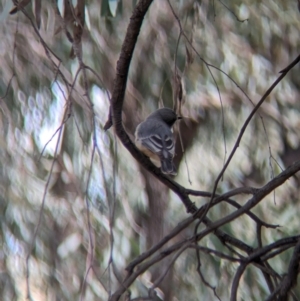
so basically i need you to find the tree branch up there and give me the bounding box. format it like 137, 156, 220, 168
107, 0, 198, 213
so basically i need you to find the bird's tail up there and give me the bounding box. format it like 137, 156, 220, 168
161, 158, 177, 175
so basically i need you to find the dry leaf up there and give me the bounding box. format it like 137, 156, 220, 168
35, 0, 41, 29
54, 0, 74, 35
185, 45, 194, 65
176, 73, 184, 103
10, 0, 31, 14
72, 0, 85, 59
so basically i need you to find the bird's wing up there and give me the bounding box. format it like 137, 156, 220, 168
139, 134, 175, 158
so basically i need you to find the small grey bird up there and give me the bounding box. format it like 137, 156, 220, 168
135, 108, 181, 175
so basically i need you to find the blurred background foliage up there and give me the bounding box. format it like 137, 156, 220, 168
0, 0, 300, 300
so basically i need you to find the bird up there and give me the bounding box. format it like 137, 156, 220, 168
135, 108, 181, 175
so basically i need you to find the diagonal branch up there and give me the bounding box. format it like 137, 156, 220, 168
208, 53, 300, 213
110, 162, 300, 301
107, 0, 300, 215
107, 0, 197, 213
